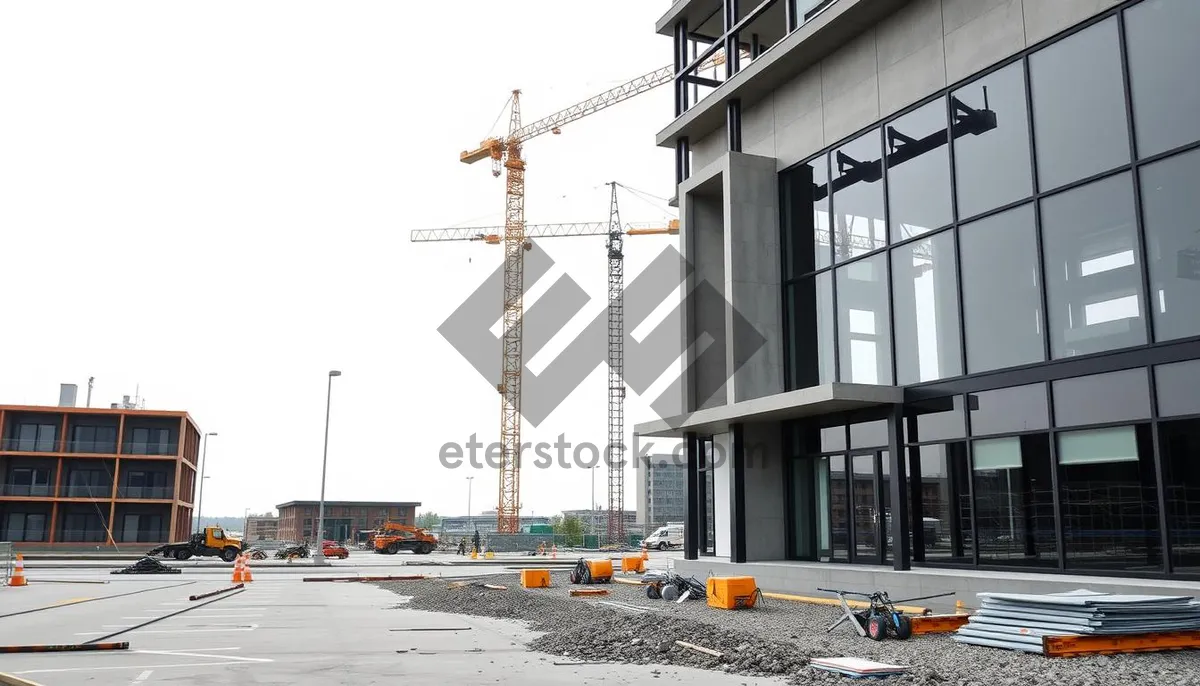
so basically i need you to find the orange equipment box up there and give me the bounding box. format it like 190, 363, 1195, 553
621, 556, 645, 573
520, 569, 551, 588
583, 559, 613, 582
706, 576, 760, 610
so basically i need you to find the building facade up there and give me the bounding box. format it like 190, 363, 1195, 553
562, 508, 639, 535
0, 403, 201, 546
439, 514, 551, 536
636, 454, 688, 533
244, 513, 279, 541
639, 0, 1200, 586
275, 500, 419, 542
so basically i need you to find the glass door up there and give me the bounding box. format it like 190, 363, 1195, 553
851, 452, 882, 564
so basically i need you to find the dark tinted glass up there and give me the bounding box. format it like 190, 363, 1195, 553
829, 454, 849, 561
1160, 418, 1200, 574
1040, 173, 1146, 358
782, 156, 831, 277
906, 396, 966, 443
1052, 368, 1151, 428
912, 442, 972, 564
836, 253, 892, 385
1155, 360, 1200, 418
786, 277, 835, 389
892, 230, 962, 384
1058, 425, 1160, 572
1029, 17, 1129, 190
952, 62, 1033, 219
959, 204, 1044, 373
1125, 0, 1200, 158
972, 434, 1057, 567
969, 383, 1049, 436
886, 99, 952, 241
832, 129, 885, 262
1140, 148, 1200, 341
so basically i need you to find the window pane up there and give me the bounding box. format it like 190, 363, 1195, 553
969, 383, 1049, 436
1159, 418, 1200, 574
914, 442, 973, 563
1125, 0, 1200, 158
782, 156, 831, 276
1155, 360, 1200, 418
1029, 17, 1129, 190
850, 420, 887, 449
952, 62, 1033, 219
1040, 173, 1146, 357
820, 425, 846, 452
836, 254, 892, 385
972, 433, 1057, 567
907, 397, 966, 443
829, 454, 849, 562
1058, 424, 1160, 572
1052, 368, 1151, 428
892, 230, 962, 384
1141, 148, 1200, 341
832, 129, 885, 262
886, 99, 952, 240
960, 204, 1044, 373
787, 276, 834, 388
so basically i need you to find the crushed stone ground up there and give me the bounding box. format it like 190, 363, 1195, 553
376, 570, 1200, 685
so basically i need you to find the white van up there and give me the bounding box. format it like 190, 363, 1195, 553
643, 523, 684, 550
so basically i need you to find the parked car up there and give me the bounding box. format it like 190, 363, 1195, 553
322, 540, 349, 559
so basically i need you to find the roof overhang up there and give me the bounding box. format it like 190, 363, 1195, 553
634, 383, 903, 437
656, 0, 908, 150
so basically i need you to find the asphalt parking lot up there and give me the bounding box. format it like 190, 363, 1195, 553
0, 550, 769, 685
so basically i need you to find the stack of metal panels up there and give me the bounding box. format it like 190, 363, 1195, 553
954, 589, 1200, 653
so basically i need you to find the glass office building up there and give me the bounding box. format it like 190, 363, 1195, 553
641, 0, 1200, 581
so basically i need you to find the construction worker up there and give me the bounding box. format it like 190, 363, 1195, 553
457, 538, 466, 556
472, 529, 481, 556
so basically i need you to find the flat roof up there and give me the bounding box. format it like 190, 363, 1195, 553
276, 500, 421, 509
634, 383, 902, 437
0, 403, 202, 434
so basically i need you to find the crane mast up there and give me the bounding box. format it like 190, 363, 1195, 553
498, 91, 526, 534
605, 183, 626, 543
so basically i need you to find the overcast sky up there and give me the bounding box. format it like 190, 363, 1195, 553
0, 1, 685, 519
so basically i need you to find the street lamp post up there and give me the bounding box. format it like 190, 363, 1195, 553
195, 432, 218, 533
466, 476, 474, 521
313, 370, 341, 565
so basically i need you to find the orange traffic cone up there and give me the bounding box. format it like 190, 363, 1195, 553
641, 546, 649, 561
231, 554, 245, 583
7, 553, 27, 587
551, 543, 557, 560
241, 555, 254, 583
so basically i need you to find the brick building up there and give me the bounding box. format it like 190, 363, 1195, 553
244, 513, 279, 541
0, 402, 201, 547
276, 500, 419, 542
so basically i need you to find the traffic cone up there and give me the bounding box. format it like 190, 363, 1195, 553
7, 553, 27, 587
551, 543, 557, 560
241, 555, 254, 583
641, 546, 649, 562
231, 554, 245, 583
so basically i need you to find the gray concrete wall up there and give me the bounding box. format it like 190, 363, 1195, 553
742, 420, 786, 561
683, 180, 728, 412
672, 558, 1200, 614
724, 152, 784, 404
736, 0, 1123, 172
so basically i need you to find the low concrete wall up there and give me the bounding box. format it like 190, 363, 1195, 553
672, 559, 1200, 613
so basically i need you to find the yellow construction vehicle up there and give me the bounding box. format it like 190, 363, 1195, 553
148, 526, 246, 562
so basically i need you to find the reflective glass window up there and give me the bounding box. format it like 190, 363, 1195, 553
836, 253, 892, 385
782, 155, 831, 276
787, 275, 836, 389
832, 129, 885, 262
972, 434, 1057, 567
906, 396, 967, 444
892, 230, 962, 384
969, 383, 1049, 436
1159, 418, 1200, 574
1125, 0, 1200, 158
886, 98, 952, 241
912, 442, 972, 564
1052, 369, 1151, 428
1155, 360, 1200, 418
1040, 173, 1146, 358
1029, 17, 1129, 190
960, 204, 1044, 373
1140, 148, 1200, 341
952, 62, 1033, 219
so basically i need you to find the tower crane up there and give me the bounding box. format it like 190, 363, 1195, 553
426, 48, 743, 535
413, 185, 678, 539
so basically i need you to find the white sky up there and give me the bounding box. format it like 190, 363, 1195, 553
0, 1, 685, 519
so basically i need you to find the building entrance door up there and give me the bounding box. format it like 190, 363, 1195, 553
848, 451, 890, 565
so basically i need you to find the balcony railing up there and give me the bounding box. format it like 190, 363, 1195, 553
117, 486, 172, 500
66, 440, 119, 454
0, 483, 53, 497
58, 529, 109, 543
62, 485, 113, 498
122, 442, 178, 456
0, 438, 57, 452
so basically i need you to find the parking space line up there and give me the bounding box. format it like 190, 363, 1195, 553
131, 670, 153, 683
135, 649, 272, 663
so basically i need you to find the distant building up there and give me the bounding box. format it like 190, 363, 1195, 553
439, 512, 551, 536
275, 500, 420, 542
0, 397, 202, 547
562, 508, 637, 535
636, 454, 687, 533
244, 513, 279, 541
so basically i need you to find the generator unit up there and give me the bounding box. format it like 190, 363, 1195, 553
569, 558, 613, 584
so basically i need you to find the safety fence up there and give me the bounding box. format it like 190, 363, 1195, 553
0, 542, 13, 586
439, 532, 645, 553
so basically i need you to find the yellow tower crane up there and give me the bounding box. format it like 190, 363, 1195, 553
424, 50, 740, 534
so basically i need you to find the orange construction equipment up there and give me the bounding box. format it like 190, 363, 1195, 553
909, 614, 969, 635
1043, 630, 1200, 657
7, 554, 27, 587
620, 556, 645, 573
241, 554, 254, 583
570, 558, 613, 584
373, 522, 439, 555
520, 569, 551, 589
231, 555, 245, 583
706, 576, 761, 610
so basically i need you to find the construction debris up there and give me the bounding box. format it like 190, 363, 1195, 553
809, 657, 910, 678
110, 557, 181, 575
570, 588, 610, 597
674, 640, 723, 658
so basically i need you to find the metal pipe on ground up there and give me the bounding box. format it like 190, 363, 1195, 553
189, 583, 244, 601
762, 592, 931, 615
0, 642, 128, 654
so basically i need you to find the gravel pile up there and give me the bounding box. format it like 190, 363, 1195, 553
376, 572, 1200, 685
